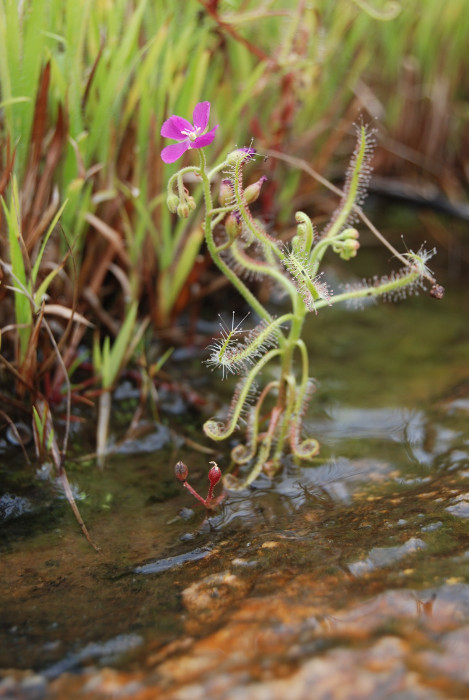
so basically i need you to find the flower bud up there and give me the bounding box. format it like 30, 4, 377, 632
174, 461, 189, 482
338, 239, 360, 260
219, 179, 233, 207
177, 201, 190, 218
225, 212, 242, 241
226, 146, 256, 166
343, 227, 359, 239
243, 176, 267, 204
166, 193, 179, 213
186, 196, 196, 211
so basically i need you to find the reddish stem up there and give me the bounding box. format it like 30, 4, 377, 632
175, 460, 223, 509
183, 481, 208, 506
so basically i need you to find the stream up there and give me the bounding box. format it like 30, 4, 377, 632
1, 275, 469, 699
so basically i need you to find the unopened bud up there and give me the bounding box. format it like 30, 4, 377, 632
186, 196, 196, 211
338, 239, 360, 260
166, 193, 179, 213
244, 176, 267, 204
225, 212, 242, 240
177, 202, 190, 218
343, 227, 359, 239
219, 179, 233, 207
226, 146, 256, 166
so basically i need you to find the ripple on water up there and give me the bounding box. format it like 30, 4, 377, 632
42, 633, 143, 679
348, 537, 427, 577
133, 546, 214, 575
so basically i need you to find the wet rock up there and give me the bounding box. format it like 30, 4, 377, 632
5, 421, 33, 447
49, 668, 146, 699
114, 422, 171, 455
348, 537, 427, 576
179, 533, 195, 542
0, 493, 33, 523
231, 558, 258, 568
421, 521, 443, 532
416, 626, 469, 687
178, 508, 195, 521
182, 571, 250, 630
155, 633, 439, 700
42, 633, 143, 679
134, 547, 213, 575
146, 637, 195, 667
82, 668, 145, 698
446, 494, 469, 519
331, 583, 469, 637
221, 637, 439, 700
0, 671, 47, 700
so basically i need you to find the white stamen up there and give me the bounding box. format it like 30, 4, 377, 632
181, 127, 201, 141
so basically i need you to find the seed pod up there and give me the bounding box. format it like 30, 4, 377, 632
430, 284, 445, 299
208, 461, 221, 487
174, 461, 189, 482
244, 176, 267, 204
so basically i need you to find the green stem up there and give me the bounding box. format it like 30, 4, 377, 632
229, 237, 297, 302
167, 166, 200, 195
204, 348, 281, 441
315, 266, 422, 310
207, 161, 229, 180
269, 298, 308, 461
323, 124, 368, 240
237, 405, 283, 489
294, 339, 310, 409
198, 149, 274, 325
271, 375, 297, 464
232, 157, 285, 262
231, 380, 279, 465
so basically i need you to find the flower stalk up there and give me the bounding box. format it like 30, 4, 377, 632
175, 460, 223, 509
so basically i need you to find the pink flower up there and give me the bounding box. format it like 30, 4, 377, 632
160, 102, 218, 164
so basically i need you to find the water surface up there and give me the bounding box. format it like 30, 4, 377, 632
1, 283, 469, 699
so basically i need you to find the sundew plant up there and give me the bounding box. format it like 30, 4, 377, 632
162, 102, 442, 491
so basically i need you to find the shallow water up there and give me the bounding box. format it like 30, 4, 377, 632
1, 282, 469, 699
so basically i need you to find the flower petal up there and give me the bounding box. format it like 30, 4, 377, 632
239, 146, 256, 157
160, 141, 190, 163
161, 115, 193, 139
192, 125, 218, 149
192, 102, 210, 130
